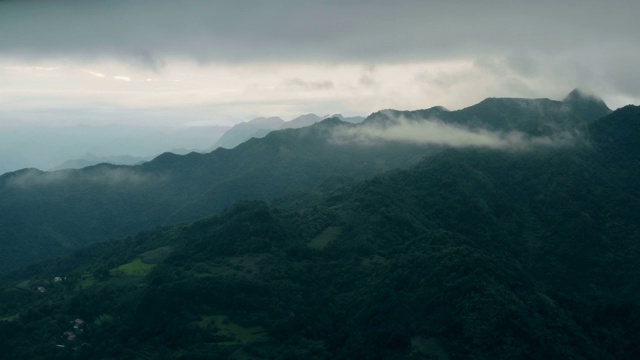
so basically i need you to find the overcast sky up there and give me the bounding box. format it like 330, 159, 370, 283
1, 0, 639, 128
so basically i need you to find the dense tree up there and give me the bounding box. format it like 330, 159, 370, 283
1, 102, 639, 359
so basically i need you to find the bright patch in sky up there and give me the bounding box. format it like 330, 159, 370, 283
2, 57, 618, 128
84, 69, 106, 78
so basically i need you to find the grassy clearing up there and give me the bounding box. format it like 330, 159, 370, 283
15, 280, 32, 292
139, 246, 173, 264
94, 314, 114, 326
110, 259, 156, 277
79, 275, 97, 289
0, 314, 19, 322
196, 315, 267, 345
308, 226, 342, 249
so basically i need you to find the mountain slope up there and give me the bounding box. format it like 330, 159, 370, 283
0, 119, 433, 272
590, 104, 640, 163
1, 105, 639, 359
327, 114, 365, 124
280, 113, 323, 129
53, 153, 152, 170
0, 91, 615, 272
211, 116, 285, 150
366, 88, 611, 136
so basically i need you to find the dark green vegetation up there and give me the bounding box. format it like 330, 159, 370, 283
0, 119, 428, 272
0, 89, 611, 272
1, 102, 639, 359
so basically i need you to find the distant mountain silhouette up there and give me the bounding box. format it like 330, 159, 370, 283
53, 153, 152, 170
210, 114, 366, 151
327, 113, 365, 124
0, 125, 229, 175
280, 113, 323, 129
211, 116, 285, 150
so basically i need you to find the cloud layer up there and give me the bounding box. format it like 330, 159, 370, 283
6, 166, 159, 188
1, 1, 637, 65
333, 116, 577, 151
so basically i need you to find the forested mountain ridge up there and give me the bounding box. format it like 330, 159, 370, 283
590, 104, 640, 163
0, 91, 614, 273
0, 104, 638, 359
0, 118, 429, 272
365, 88, 610, 135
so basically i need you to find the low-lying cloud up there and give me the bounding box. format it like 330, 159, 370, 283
6, 167, 159, 188
333, 116, 576, 151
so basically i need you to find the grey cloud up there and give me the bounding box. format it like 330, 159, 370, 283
1, 0, 637, 64
281, 78, 335, 90
333, 115, 576, 151
470, 50, 640, 107
504, 52, 540, 78
128, 49, 166, 72
606, 52, 640, 98
414, 69, 467, 91
1, 0, 639, 108
359, 75, 377, 88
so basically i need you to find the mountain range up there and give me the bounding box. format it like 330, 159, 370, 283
0, 89, 611, 272
0, 92, 638, 358
0, 125, 231, 175
209, 114, 365, 151
48, 114, 356, 172
53, 154, 153, 171
0, 92, 597, 271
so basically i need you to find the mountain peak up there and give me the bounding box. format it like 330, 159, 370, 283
316, 116, 345, 127
280, 114, 321, 130
561, 88, 611, 121
327, 113, 366, 124
247, 116, 285, 127
563, 88, 606, 105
